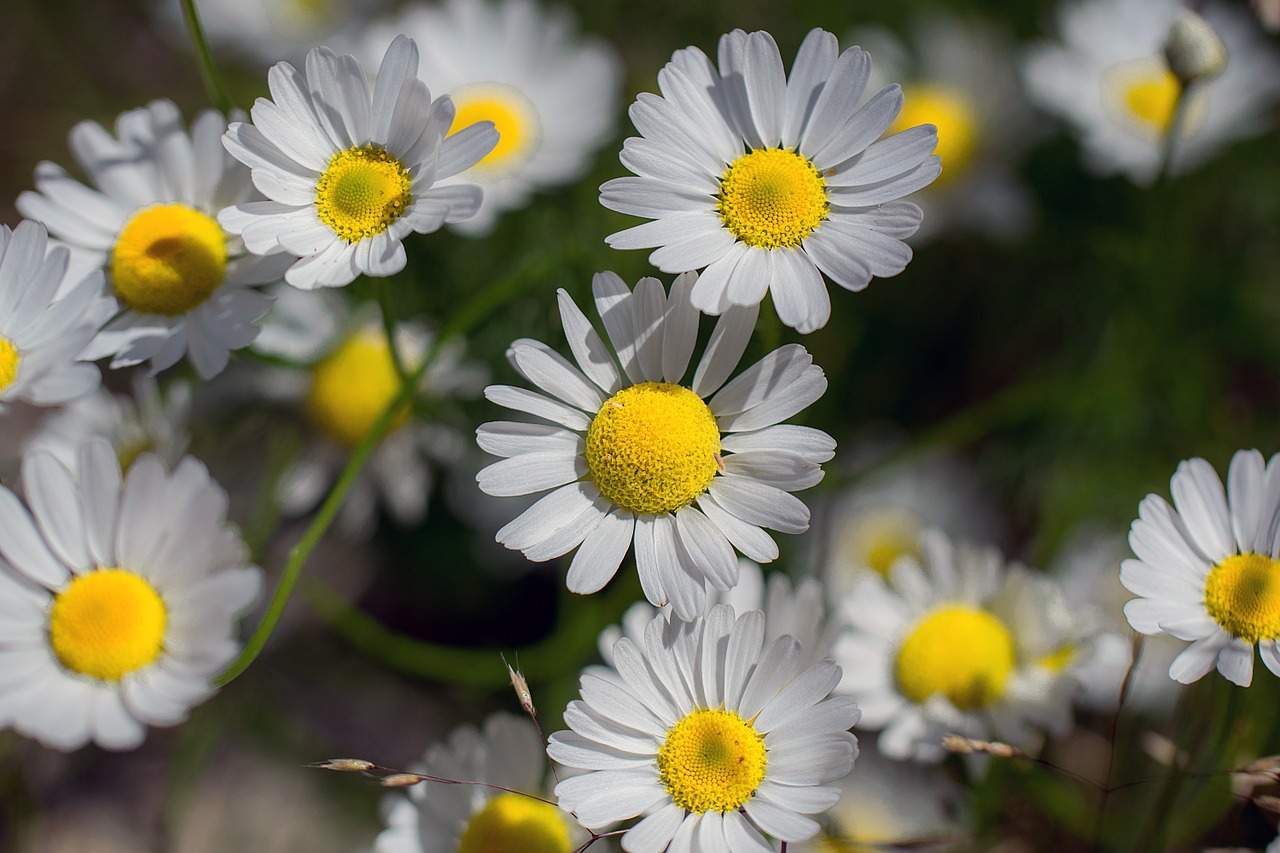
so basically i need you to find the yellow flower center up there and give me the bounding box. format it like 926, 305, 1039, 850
0, 336, 20, 392
895, 605, 1015, 710
314, 145, 413, 243
838, 507, 924, 577
306, 330, 411, 447
1038, 644, 1076, 672
48, 568, 167, 681
1123, 70, 1181, 132
888, 84, 978, 186
657, 708, 768, 814
457, 793, 572, 853
1101, 59, 1202, 139
1204, 553, 1280, 643
111, 204, 227, 316
718, 148, 828, 249
448, 83, 540, 173
585, 382, 720, 515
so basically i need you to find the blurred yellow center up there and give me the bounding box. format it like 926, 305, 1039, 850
111, 204, 226, 316
718, 148, 828, 249
840, 507, 924, 577
315, 145, 412, 242
896, 605, 1015, 709
49, 568, 166, 681
0, 337, 19, 391
1123, 69, 1181, 131
658, 708, 767, 813
306, 331, 410, 447
889, 84, 977, 185
457, 793, 571, 853
1038, 644, 1076, 672
1205, 553, 1280, 643
449, 83, 540, 172
585, 382, 720, 515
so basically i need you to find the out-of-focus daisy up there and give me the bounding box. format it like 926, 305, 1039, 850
157, 0, 384, 65
375, 712, 584, 853
549, 603, 859, 852
601, 28, 940, 333
220, 36, 498, 289
1121, 449, 1280, 687
254, 287, 485, 537
476, 271, 835, 620
0, 440, 260, 750
0, 221, 111, 410
837, 530, 1083, 763
355, 0, 622, 236
852, 14, 1036, 241
17, 100, 288, 379
1022, 0, 1280, 184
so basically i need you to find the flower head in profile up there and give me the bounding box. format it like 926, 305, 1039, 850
1121, 449, 1280, 687
17, 100, 288, 379
355, 0, 623, 235
0, 440, 260, 750
476, 271, 834, 620
601, 28, 940, 333
549, 604, 859, 852
220, 35, 498, 289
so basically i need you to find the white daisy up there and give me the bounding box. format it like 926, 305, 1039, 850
0, 439, 261, 751
0, 220, 112, 409
220, 36, 499, 290
549, 603, 859, 853
1022, 0, 1280, 184
16, 99, 289, 379
354, 0, 623, 236
476, 271, 835, 620
156, 0, 384, 65
1120, 449, 1280, 688
836, 530, 1083, 763
600, 28, 940, 333
375, 712, 584, 853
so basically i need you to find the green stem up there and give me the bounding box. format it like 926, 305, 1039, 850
376, 277, 410, 384
1154, 82, 1192, 188
179, 0, 233, 115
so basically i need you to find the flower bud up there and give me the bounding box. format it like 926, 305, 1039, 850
1164, 11, 1228, 84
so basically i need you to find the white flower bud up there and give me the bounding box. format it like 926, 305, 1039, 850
1164, 11, 1228, 84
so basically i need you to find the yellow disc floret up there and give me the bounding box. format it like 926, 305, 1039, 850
658, 708, 768, 814
111, 204, 227, 316
449, 83, 540, 172
718, 148, 828, 249
306, 330, 411, 447
315, 144, 412, 243
1205, 553, 1280, 643
889, 84, 978, 185
895, 605, 1015, 709
1122, 68, 1181, 132
0, 336, 19, 392
49, 568, 167, 681
457, 793, 572, 853
839, 507, 924, 577
585, 382, 720, 515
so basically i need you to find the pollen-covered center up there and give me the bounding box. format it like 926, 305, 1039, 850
315, 144, 412, 243
1204, 553, 1280, 643
306, 330, 411, 447
889, 84, 978, 185
48, 568, 167, 681
895, 604, 1015, 709
718, 147, 828, 249
111, 204, 227, 316
0, 336, 20, 392
585, 382, 720, 515
457, 792, 572, 853
658, 708, 768, 814
449, 82, 541, 173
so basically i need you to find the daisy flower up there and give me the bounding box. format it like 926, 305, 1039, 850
155, 0, 385, 65
375, 712, 585, 853
0, 439, 261, 750
1121, 449, 1280, 687
220, 36, 499, 289
600, 28, 940, 333
354, 0, 623, 236
476, 271, 835, 620
549, 603, 859, 853
1022, 0, 1280, 184
16, 100, 290, 379
0, 220, 112, 409
836, 530, 1083, 763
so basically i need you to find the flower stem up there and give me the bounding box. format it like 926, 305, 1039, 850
179, 0, 233, 115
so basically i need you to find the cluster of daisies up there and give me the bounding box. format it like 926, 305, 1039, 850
1, 0, 1279, 850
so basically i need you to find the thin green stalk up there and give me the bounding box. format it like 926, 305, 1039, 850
376, 277, 410, 384
179, 0, 233, 115
1154, 82, 1193, 188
